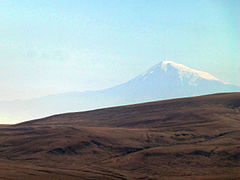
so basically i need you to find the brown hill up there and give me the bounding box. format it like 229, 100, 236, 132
0, 93, 240, 179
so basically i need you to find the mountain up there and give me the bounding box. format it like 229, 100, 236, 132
107, 60, 239, 101
0, 61, 239, 123
1, 93, 240, 179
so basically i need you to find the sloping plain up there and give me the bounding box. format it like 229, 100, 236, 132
0, 92, 240, 179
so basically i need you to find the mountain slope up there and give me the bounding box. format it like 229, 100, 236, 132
108, 61, 239, 102
1, 61, 239, 123
0, 93, 240, 179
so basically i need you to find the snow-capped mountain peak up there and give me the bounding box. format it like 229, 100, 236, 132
142, 60, 221, 82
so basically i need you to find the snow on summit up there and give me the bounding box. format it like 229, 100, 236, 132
143, 60, 221, 82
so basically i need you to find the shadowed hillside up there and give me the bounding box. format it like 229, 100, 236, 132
0, 93, 240, 179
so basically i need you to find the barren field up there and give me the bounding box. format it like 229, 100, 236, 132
0, 93, 240, 179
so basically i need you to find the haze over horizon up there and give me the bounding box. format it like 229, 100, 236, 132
1, 60, 239, 124
1, 0, 239, 101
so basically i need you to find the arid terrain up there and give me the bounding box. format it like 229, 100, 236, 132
0, 92, 240, 179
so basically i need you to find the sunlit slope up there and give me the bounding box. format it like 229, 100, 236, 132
0, 93, 239, 179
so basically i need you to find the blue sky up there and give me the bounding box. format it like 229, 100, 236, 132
0, 0, 239, 100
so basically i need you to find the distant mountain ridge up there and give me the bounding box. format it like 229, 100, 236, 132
1, 60, 239, 123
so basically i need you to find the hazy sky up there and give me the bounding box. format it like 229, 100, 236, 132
0, 0, 239, 101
